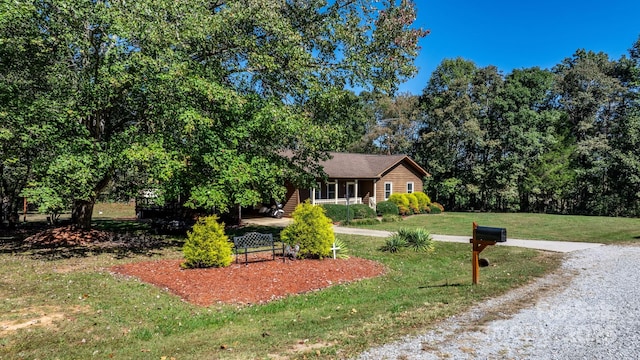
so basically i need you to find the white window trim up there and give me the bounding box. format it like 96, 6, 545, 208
407, 182, 414, 194
384, 182, 392, 200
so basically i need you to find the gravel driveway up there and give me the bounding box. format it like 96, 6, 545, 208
357, 244, 640, 360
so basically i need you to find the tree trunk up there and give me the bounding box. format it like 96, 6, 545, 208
72, 199, 95, 230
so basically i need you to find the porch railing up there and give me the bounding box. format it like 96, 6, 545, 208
314, 198, 362, 205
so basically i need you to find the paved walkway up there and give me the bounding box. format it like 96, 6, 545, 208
242, 217, 604, 253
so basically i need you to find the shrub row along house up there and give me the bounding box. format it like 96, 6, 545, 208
282, 152, 430, 215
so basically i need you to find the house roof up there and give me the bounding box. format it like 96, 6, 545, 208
319, 152, 430, 179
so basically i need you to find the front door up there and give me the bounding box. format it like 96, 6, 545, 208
346, 182, 356, 200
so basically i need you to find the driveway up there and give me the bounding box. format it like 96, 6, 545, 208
357, 244, 640, 359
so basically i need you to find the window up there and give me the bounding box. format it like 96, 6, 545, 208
407, 182, 414, 193
384, 182, 392, 200
327, 183, 336, 199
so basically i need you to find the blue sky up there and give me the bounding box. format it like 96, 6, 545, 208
397, 0, 640, 94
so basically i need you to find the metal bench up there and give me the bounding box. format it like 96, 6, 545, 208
233, 232, 276, 264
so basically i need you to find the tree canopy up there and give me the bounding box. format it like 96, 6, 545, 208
0, 0, 428, 228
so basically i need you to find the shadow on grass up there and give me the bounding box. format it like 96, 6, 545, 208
419, 282, 468, 289
0, 221, 287, 261
0, 220, 184, 261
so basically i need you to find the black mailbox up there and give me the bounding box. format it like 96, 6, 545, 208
475, 226, 507, 242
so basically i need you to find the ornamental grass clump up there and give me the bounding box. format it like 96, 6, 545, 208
281, 201, 335, 258
381, 227, 434, 253
399, 227, 435, 253
380, 233, 408, 253
182, 215, 233, 269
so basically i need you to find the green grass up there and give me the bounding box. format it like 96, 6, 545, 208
0, 229, 559, 359
3, 203, 637, 358
354, 212, 640, 244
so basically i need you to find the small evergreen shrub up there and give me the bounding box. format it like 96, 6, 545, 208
321, 204, 346, 222
432, 202, 445, 212
413, 191, 431, 212
388, 193, 411, 215
182, 215, 233, 269
321, 204, 376, 222
405, 193, 420, 214
350, 217, 380, 225
376, 201, 399, 216
350, 204, 376, 219
281, 201, 335, 258
429, 203, 442, 214
381, 214, 403, 222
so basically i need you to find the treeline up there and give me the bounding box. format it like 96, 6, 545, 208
360, 44, 640, 216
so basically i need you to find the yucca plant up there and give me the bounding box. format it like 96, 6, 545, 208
332, 238, 350, 259
380, 233, 408, 253
390, 228, 435, 253
406, 228, 435, 253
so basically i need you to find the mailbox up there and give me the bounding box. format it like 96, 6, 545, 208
475, 226, 507, 243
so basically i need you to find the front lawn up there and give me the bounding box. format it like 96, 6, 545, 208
356, 212, 640, 244
0, 227, 560, 359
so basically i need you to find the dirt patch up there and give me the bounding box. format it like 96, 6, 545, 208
0, 305, 89, 333
110, 256, 386, 306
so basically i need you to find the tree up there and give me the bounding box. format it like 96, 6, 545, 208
494, 67, 562, 212
4, 0, 428, 228
553, 50, 625, 214
360, 92, 422, 155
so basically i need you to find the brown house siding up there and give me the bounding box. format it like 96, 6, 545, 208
283, 183, 300, 215
376, 162, 424, 202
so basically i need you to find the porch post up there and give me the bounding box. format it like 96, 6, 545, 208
373, 181, 377, 208
312, 186, 316, 205
355, 180, 359, 204
334, 180, 338, 204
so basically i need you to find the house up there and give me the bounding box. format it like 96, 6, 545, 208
282, 152, 430, 214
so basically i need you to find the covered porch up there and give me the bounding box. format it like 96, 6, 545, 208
309, 179, 377, 208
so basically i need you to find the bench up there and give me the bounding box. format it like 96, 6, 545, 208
233, 232, 276, 264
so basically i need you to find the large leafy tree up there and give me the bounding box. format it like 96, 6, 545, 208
553, 50, 626, 214
3, 0, 428, 228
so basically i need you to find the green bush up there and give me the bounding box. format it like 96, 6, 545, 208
376, 201, 399, 216
351, 204, 376, 219
321, 204, 345, 222
413, 191, 431, 212
381, 214, 403, 222
405, 193, 420, 214
429, 204, 442, 214
350, 218, 380, 225
432, 202, 445, 212
388, 194, 411, 215
321, 204, 376, 222
281, 201, 335, 258
182, 215, 233, 269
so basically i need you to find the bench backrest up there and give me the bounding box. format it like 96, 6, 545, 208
233, 232, 273, 248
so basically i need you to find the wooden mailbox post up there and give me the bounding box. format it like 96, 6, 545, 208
470, 222, 507, 285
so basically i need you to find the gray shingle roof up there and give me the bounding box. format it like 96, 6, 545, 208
320, 152, 429, 179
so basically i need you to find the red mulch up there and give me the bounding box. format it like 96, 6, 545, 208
20, 226, 386, 307
111, 256, 386, 306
